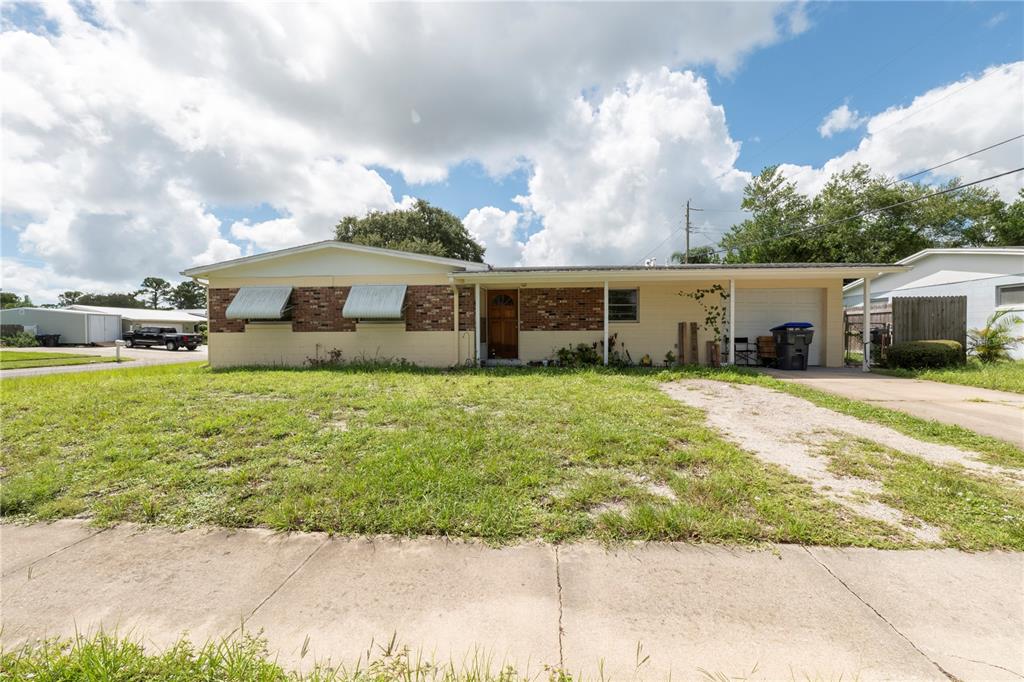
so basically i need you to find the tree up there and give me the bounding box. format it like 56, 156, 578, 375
169, 280, 207, 309
718, 163, 1021, 264
670, 246, 719, 264
57, 291, 84, 307
0, 291, 33, 309
77, 292, 146, 308
335, 199, 485, 262
968, 309, 1024, 363
137, 277, 173, 309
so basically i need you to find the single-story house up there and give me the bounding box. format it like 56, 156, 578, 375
0, 307, 121, 344
843, 247, 1024, 359
68, 305, 207, 335
181, 240, 905, 369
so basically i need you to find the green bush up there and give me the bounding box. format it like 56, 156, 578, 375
555, 343, 602, 367
0, 332, 38, 348
887, 340, 963, 369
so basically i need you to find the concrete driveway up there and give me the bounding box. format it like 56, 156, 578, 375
1, 344, 207, 378
763, 367, 1024, 446
2, 521, 1021, 680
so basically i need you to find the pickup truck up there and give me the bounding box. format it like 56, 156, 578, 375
123, 327, 200, 351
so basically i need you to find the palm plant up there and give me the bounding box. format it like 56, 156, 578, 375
968, 309, 1024, 363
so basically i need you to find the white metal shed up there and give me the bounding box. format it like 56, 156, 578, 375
0, 307, 122, 344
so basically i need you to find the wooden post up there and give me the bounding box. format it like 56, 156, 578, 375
690, 322, 699, 364
474, 284, 481, 366
603, 281, 609, 366
728, 278, 735, 366
862, 277, 871, 373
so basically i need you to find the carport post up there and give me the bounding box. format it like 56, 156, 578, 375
474, 284, 481, 367
603, 280, 609, 365
728, 279, 735, 365
862, 277, 872, 372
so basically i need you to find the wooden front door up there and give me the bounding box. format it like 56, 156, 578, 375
487, 289, 518, 359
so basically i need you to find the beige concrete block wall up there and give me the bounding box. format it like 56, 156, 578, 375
209, 325, 457, 368
519, 330, 605, 362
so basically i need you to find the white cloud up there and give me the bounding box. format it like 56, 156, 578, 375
1, 1, 806, 301
818, 103, 867, 138
515, 68, 749, 266
781, 62, 1024, 199
463, 207, 527, 266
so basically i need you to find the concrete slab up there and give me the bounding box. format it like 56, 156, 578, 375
762, 368, 1024, 445
0, 523, 324, 648
1, 520, 101, 576
809, 547, 1024, 681
246, 536, 560, 674
0, 345, 207, 378
558, 543, 943, 681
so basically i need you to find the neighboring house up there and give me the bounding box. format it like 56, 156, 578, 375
0, 307, 121, 344
843, 247, 1024, 359
68, 305, 207, 335
181, 240, 904, 369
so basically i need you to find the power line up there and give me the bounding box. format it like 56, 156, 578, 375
883, 133, 1023, 187
711, 166, 1024, 256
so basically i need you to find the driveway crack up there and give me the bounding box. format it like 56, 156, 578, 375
1, 525, 108, 579
555, 544, 564, 669
803, 547, 960, 681
243, 538, 326, 623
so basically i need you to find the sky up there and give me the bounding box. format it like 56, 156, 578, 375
2, 1, 1022, 304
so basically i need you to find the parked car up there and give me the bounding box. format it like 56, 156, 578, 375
123, 327, 200, 351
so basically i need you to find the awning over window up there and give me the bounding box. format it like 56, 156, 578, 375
225, 286, 293, 320
342, 284, 408, 320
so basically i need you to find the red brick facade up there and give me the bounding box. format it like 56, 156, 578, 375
405, 285, 454, 332
210, 285, 463, 333
208, 288, 245, 333
457, 286, 475, 332
519, 287, 604, 331
291, 287, 357, 332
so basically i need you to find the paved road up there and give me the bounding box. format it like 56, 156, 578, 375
763, 367, 1024, 446
2, 521, 1021, 680
0, 345, 207, 378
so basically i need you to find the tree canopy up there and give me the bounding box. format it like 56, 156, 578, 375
168, 281, 207, 309
1, 291, 33, 309
718, 164, 1023, 263
335, 199, 486, 262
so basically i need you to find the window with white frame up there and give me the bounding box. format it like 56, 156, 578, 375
608, 288, 639, 321
997, 283, 1024, 307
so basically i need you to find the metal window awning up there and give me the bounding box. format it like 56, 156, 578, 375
342, 284, 407, 320
225, 286, 293, 320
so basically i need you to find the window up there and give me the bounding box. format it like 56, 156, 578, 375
608, 289, 638, 321
997, 284, 1024, 307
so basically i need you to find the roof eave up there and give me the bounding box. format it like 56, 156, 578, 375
451, 265, 907, 284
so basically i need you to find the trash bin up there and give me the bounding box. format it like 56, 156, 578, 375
770, 322, 814, 370
35, 334, 61, 347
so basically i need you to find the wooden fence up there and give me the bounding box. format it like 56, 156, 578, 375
892, 296, 967, 351
844, 304, 891, 354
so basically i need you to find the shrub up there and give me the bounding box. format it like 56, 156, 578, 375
968, 309, 1024, 363
0, 332, 38, 348
554, 343, 602, 367
887, 340, 963, 369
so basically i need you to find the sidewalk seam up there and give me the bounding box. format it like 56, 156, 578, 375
803, 547, 960, 682
1, 526, 108, 579
244, 538, 327, 622
554, 545, 564, 669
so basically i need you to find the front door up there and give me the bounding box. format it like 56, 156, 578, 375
487, 289, 518, 359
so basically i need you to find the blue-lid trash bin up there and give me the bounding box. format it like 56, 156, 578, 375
770, 322, 814, 370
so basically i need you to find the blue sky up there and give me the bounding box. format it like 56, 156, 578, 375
2, 2, 1022, 302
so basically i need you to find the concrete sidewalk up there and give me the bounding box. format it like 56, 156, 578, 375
2, 522, 1021, 680
763, 367, 1024, 445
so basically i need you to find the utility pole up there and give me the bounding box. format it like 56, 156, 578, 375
685, 199, 702, 264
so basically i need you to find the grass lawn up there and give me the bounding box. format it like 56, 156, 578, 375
875, 360, 1024, 395
3, 363, 1022, 549
0, 350, 124, 370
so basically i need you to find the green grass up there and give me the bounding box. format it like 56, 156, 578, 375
874, 360, 1024, 394
0, 631, 565, 681
3, 362, 1021, 548
0, 350, 124, 370
1, 363, 907, 547
823, 438, 1024, 551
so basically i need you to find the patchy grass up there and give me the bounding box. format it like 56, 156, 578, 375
0, 350, 124, 370
823, 438, 1024, 551
2, 363, 909, 547
875, 360, 1024, 395
0, 631, 567, 681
